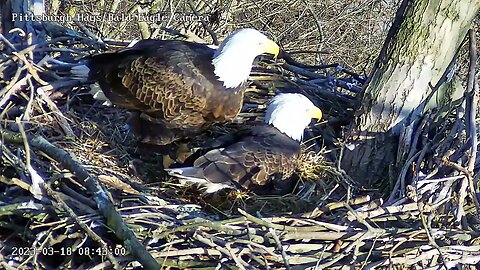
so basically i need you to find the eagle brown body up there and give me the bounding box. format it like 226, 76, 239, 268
86, 40, 245, 146
183, 125, 301, 193
166, 93, 323, 194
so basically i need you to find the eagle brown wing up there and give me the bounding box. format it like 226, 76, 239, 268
86, 40, 245, 145
189, 125, 301, 193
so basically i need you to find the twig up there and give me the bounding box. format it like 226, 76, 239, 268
287, 50, 329, 55
238, 208, 345, 232
0, 68, 29, 109
45, 183, 122, 270
465, 29, 478, 173
37, 88, 75, 137
346, 202, 421, 221
21, 77, 35, 121
413, 179, 448, 269
442, 158, 471, 228
15, 118, 30, 168
187, 0, 218, 45
194, 232, 247, 269
0, 33, 17, 51
12, 50, 48, 86
465, 29, 480, 216
0, 130, 160, 270
389, 114, 430, 202
268, 228, 290, 270
73, 19, 106, 48
306, 195, 371, 218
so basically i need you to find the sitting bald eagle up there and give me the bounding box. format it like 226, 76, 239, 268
73, 29, 279, 148
166, 93, 323, 194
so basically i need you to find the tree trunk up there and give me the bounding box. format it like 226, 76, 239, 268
1, 0, 14, 34
342, 0, 480, 188
1, 0, 45, 36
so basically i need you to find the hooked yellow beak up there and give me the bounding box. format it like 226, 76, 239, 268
307, 106, 323, 120
261, 39, 280, 59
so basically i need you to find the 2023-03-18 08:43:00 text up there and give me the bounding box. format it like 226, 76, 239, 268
11, 246, 127, 256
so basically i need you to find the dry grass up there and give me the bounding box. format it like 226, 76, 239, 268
1, 0, 480, 269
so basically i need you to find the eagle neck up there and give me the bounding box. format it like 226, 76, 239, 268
212, 48, 257, 89
265, 107, 311, 142
270, 123, 305, 142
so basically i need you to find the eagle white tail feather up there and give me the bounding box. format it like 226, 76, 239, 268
70, 64, 90, 80
166, 167, 233, 193
207, 44, 219, 50
89, 83, 112, 106
69, 64, 113, 105
128, 40, 140, 47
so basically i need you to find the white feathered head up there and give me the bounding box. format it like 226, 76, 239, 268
212, 28, 280, 88
265, 93, 322, 141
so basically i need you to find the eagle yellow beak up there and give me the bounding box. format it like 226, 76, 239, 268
262, 39, 280, 59
307, 106, 323, 120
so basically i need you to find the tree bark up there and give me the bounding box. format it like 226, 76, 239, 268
1, 0, 44, 36
1, 0, 14, 34
342, 0, 480, 187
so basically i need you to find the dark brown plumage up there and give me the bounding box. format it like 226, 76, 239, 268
85, 40, 244, 146
166, 93, 323, 194
75, 29, 280, 151
168, 125, 301, 194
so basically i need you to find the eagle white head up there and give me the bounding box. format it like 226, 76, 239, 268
212, 28, 280, 88
265, 93, 323, 141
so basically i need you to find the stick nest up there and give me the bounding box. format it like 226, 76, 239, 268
0, 22, 479, 270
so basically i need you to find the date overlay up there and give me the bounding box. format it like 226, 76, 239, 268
11, 246, 127, 257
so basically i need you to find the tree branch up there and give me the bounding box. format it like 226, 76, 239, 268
0, 130, 160, 269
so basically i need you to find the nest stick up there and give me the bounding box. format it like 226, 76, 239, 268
15, 118, 30, 168
466, 29, 478, 172
12, 50, 48, 86
194, 233, 247, 269
269, 228, 290, 270
187, 0, 218, 45
0, 68, 28, 108
306, 195, 371, 218
465, 29, 480, 215
44, 184, 122, 270
22, 77, 35, 121
37, 88, 75, 137
0, 33, 17, 50
0, 130, 160, 270
73, 19, 106, 47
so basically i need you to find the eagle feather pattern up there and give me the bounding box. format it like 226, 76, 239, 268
84, 40, 245, 146
166, 125, 300, 194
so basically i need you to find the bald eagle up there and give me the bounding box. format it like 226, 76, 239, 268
166, 93, 323, 194
72, 29, 279, 149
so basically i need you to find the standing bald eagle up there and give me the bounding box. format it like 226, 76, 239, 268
166, 93, 323, 194
73, 29, 279, 149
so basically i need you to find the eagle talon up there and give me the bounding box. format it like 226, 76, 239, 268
175, 143, 191, 163
162, 155, 175, 169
